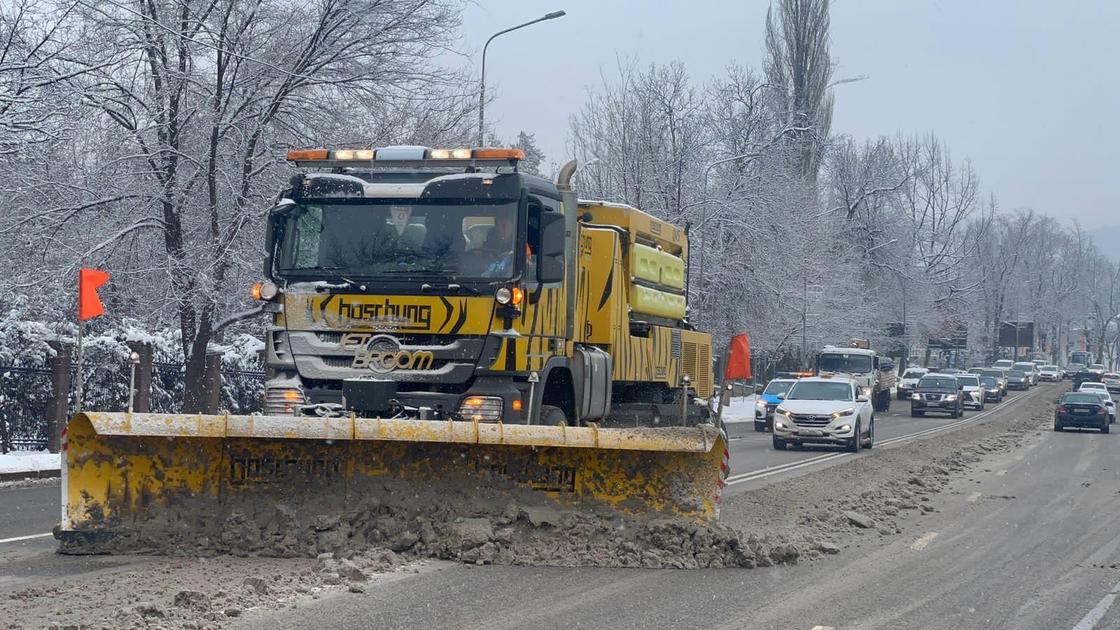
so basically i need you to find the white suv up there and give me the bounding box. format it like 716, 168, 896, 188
772, 377, 874, 452
896, 367, 929, 400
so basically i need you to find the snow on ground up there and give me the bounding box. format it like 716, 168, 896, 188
0, 450, 60, 474
719, 395, 759, 424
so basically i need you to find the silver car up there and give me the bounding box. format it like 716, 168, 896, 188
772, 377, 875, 452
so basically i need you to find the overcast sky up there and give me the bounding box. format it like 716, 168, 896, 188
455, 0, 1120, 229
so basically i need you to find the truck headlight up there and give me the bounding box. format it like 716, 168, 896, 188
457, 395, 504, 422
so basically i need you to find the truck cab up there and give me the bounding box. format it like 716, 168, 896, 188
816, 344, 895, 412
255, 146, 712, 427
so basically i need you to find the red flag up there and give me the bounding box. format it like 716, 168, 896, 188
724, 333, 752, 380
78, 268, 110, 321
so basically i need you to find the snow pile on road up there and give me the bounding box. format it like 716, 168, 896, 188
0, 450, 59, 474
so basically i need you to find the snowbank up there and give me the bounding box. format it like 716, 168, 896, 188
719, 395, 759, 424
0, 450, 60, 474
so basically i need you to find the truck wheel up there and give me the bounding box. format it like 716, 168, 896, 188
540, 405, 568, 426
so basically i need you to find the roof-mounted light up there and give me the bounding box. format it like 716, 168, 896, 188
333, 149, 374, 160
428, 148, 472, 160
286, 149, 328, 161
474, 148, 525, 160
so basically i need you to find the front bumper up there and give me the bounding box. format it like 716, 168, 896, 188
963, 392, 984, 408
911, 397, 958, 414
773, 415, 856, 444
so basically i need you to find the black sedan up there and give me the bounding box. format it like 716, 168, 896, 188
1055, 392, 1111, 433
910, 375, 964, 418
1005, 369, 1030, 391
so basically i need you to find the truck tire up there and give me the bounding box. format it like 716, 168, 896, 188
540, 405, 568, 426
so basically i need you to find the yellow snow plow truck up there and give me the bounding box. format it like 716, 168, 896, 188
59, 147, 727, 553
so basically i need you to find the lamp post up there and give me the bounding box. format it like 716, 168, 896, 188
477, 10, 566, 146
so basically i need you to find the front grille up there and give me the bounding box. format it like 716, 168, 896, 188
924, 393, 943, 401
766, 403, 778, 412
792, 414, 831, 427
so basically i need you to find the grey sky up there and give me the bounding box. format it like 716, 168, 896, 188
457, 0, 1120, 228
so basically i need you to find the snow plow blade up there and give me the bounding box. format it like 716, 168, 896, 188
58, 412, 729, 554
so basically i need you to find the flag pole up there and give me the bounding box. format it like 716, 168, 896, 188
75, 286, 83, 414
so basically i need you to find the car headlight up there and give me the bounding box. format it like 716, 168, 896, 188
911, 393, 921, 400
836, 424, 852, 432
831, 407, 855, 419
944, 395, 957, 402
775, 407, 790, 416
755, 401, 767, 412
774, 417, 788, 429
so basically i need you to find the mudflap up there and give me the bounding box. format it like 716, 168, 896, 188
58, 412, 728, 555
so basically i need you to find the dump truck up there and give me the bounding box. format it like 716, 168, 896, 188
816, 341, 895, 412
59, 146, 728, 553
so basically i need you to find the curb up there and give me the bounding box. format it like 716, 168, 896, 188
0, 469, 61, 483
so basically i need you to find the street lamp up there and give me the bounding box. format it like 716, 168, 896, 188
477, 10, 566, 146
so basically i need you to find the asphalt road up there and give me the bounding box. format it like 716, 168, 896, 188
233, 379, 1120, 630
721, 381, 1050, 493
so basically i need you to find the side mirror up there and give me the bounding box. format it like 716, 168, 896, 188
776, 392, 786, 400
857, 395, 870, 403
262, 205, 290, 279
537, 213, 565, 283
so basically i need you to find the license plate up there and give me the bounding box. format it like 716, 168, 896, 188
802, 429, 823, 437
1074, 409, 1091, 414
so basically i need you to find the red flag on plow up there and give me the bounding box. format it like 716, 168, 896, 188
78, 268, 110, 321
724, 333, 751, 381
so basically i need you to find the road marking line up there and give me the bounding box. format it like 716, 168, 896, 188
1073, 579, 1120, 630
726, 453, 847, 486
0, 532, 52, 544
967, 492, 983, 503
810, 626, 835, 630
910, 531, 938, 551
724, 386, 1045, 488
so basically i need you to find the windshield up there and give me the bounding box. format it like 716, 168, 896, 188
980, 377, 998, 387
1042, 365, 1058, 370
818, 353, 873, 374
786, 381, 853, 401
1081, 383, 1106, 390
1012, 363, 1035, 371
993, 360, 1014, 368
957, 376, 979, 386
1063, 393, 1102, 404
278, 201, 522, 281
1007, 370, 1026, 377
764, 380, 795, 395
902, 369, 926, 378
918, 376, 957, 389
1091, 364, 1106, 370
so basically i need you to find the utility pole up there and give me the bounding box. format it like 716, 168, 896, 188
801, 275, 808, 371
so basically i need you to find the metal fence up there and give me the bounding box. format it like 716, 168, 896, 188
0, 366, 52, 453
0, 362, 265, 453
